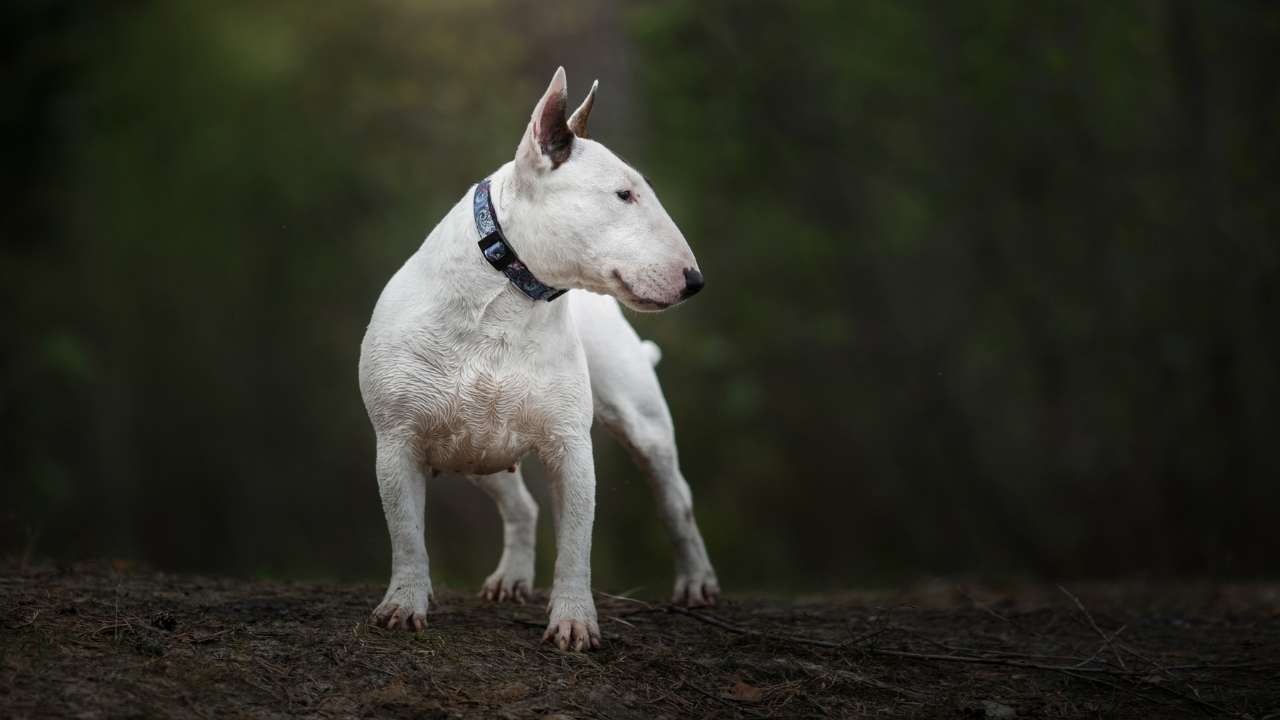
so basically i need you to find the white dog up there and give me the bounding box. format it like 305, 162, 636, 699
358, 68, 719, 651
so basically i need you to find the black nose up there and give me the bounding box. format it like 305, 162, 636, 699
681, 267, 705, 299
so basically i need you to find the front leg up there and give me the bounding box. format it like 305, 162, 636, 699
540, 438, 601, 651
371, 435, 433, 631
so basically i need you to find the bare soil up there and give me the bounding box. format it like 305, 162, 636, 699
2, 563, 1278, 718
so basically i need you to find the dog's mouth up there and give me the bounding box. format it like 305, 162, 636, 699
611, 270, 672, 311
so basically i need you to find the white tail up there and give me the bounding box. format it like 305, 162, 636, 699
640, 340, 662, 367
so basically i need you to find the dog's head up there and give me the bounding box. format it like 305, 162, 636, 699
509, 67, 702, 311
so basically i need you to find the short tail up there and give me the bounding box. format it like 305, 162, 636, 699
640, 339, 662, 367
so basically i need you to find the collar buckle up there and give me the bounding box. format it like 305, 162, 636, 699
479, 232, 513, 270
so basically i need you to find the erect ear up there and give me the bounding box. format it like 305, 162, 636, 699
516, 66, 573, 172
567, 80, 598, 138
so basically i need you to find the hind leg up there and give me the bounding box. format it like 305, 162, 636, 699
586, 357, 718, 607
598, 393, 720, 607
468, 466, 538, 603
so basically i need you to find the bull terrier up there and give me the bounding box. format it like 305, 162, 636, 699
358, 67, 718, 651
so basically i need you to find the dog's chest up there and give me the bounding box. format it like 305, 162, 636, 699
359, 247, 592, 474
408, 334, 588, 474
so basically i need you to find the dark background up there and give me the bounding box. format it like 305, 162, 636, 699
3, 0, 1278, 594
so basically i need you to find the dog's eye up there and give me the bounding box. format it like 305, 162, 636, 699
615, 190, 632, 202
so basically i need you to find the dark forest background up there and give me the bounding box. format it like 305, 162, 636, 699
3, 0, 1278, 593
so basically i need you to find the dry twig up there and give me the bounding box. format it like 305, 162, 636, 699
1059, 585, 1128, 670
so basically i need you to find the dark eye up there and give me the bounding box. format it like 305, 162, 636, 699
615, 190, 632, 202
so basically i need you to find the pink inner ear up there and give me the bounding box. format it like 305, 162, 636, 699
536, 90, 574, 168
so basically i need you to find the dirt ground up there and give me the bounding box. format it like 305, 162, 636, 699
2, 562, 1278, 719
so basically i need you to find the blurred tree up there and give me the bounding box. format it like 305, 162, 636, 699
2, 0, 1277, 589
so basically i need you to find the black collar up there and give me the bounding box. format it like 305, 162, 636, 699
473, 178, 567, 302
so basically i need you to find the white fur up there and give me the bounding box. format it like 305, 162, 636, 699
358, 68, 718, 651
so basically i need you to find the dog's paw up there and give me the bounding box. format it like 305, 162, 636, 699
371, 576, 432, 631
542, 592, 600, 651
673, 570, 720, 608
479, 565, 533, 603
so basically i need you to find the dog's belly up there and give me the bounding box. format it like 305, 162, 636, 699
419, 420, 533, 475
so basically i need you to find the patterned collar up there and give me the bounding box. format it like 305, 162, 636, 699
473, 178, 567, 302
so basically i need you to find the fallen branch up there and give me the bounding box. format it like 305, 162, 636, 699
667, 605, 857, 649
867, 648, 1139, 675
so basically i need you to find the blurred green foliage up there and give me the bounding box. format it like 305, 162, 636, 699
3, 0, 1278, 590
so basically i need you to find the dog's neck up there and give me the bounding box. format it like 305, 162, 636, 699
415, 163, 570, 336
